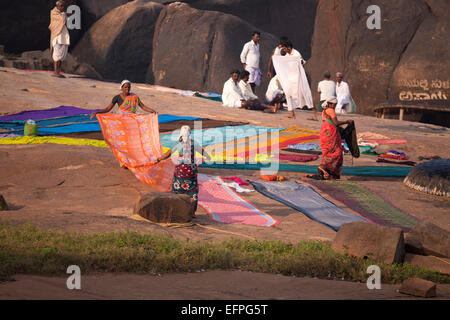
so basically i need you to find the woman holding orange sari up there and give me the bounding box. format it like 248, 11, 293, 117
90, 80, 156, 118
315, 97, 353, 180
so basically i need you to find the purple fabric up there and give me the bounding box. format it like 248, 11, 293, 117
0, 106, 101, 122
279, 154, 319, 162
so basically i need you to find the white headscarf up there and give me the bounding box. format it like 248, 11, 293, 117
322, 97, 338, 108
179, 126, 192, 164
120, 80, 131, 89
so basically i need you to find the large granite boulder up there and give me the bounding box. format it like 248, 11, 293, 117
388, 0, 450, 104
331, 222, 405, 264
306, 0, 449, 115
134, 192, 196, 223
404, 221, 450, 258
78, 0, 132, 20
405, 253, 450, 276
399, 278, 437, 298
0, 0, 85, 54
73, 1, 164, 83
182, 0, 319, 60
0, 0, 147, 55
151, 2, 278, 98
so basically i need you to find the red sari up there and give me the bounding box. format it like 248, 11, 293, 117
319, 109, 343, 179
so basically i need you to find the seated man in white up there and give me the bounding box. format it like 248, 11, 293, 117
335, 72, 351, 114
222, 70, 248, 109
239, 70, 276, 113
265, 75, 286, 111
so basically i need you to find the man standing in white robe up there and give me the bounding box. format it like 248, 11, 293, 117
335, 72, 352, 114
240, 31, 262, 94
272, 41, 313, 119
49, 1, 70, 78
267, 36, 288, 79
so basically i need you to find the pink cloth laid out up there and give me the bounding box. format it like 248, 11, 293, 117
222, 177, 249, 186
198, 174, 279, 227
279, 154, 318, 162
97, 113, 174, 192
364, 139, 408, 144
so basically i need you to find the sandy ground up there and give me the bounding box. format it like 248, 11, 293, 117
0, 68, 449, 299
1, 271, 450, 300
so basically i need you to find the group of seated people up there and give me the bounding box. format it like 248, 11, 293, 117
221, 69, 286, 113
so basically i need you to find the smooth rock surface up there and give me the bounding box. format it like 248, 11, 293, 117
306, 0, 449, 115
151, 2, 278, 98
73, 1, 164, 83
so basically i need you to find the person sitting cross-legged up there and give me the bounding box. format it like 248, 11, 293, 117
239, 70, 277, 113
222, 70, 275, 113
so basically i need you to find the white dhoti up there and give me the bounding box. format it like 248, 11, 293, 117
336, 103, 349, 114
52, 43, 68, 62
245, 66, 262, 86
272, 55, 313, 111
285, 96, 299, 111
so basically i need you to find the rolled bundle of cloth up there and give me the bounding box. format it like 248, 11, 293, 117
378, 150, 408, 160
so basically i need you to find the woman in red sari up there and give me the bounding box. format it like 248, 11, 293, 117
317, 97, 353, 180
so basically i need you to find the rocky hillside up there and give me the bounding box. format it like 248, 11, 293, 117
1, 0, 448, 116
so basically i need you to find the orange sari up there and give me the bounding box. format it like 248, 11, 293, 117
117, 94, 140, 114
97, 113, 174, 191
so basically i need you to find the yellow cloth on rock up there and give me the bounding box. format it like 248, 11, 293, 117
0, 136, 170, 153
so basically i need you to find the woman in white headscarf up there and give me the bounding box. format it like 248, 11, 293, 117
156, 125, 210, 212
312, 97, 353, 180
90, 80, 156, 118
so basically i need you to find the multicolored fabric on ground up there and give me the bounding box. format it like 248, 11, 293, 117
279, 154, 318, 162
250, 181, 367, 231
0, 106, 100, 122
284, 143, 320, 151
97, 113, 174, 191
364, 139, 408, 144
306, 180, 419, 232
160, 125, 284, 149
0, 135, 171, 153
205, 126, 319, 158
194, 92, 222, 102
1, 109, 203, 135
0, 136, 109, 148
199, 162, 412, 177
198, 174, 278, 227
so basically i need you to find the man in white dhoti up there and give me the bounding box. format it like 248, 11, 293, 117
265, 75, 285, 111
272, 41, 313, 119
240, 31, 261, 94
222, 70, 248, 109
267, 36, 288, 79
239, 71, 276, 113
335, 72, 351, 114
49, 1, 70, 78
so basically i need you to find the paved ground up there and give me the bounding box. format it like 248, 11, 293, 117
1, 271, 449, 300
